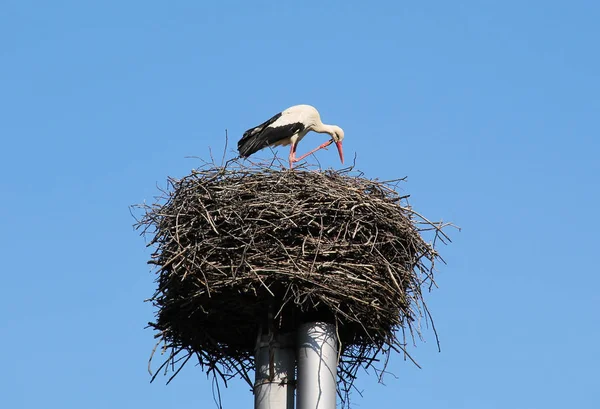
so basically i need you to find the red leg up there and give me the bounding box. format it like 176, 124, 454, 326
288, 144, 297, 169
293, 140, 333, 163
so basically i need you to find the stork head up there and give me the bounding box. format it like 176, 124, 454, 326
329, 125, 345, 164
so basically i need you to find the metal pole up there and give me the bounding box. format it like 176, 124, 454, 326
254, 331, 295, 409
296, 322, 338, 409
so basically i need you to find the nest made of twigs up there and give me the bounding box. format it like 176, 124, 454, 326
133, 157, 452, 405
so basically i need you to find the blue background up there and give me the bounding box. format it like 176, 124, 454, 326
1, 1, 598, 408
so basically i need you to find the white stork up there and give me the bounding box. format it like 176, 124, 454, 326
238, 104, 345, 169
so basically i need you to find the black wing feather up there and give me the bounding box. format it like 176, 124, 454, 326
238, 112, 305, 157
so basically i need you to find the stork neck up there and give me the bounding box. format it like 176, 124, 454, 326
312, 122, 335, 136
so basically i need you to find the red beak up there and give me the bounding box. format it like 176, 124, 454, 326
336, 141, 344, 164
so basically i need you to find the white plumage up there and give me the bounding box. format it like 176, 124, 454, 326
238, 104, 345, 169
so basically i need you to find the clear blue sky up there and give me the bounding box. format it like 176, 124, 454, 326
2, 1, 599, 408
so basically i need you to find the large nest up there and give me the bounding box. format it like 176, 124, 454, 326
133, 157, 452, 405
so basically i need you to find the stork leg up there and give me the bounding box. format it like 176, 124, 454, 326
288, 143, 298, 169
292, 140, 334, 164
